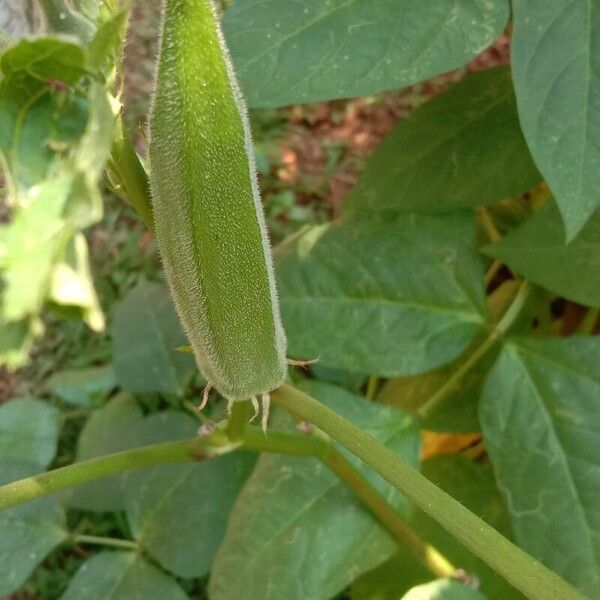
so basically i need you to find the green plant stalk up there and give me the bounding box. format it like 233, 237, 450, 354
577, 307, 599, 334
0, 438, 210, 510
72, 534, 138, 551
271, 384, 583, 600
226, 399, 253, 440
477, 206, 502, 243
0, 424, 452, 579
418, 280, 531, 418
247, 429, 454, 576
321, 448, 455, 578
365, 376, 379, 401
107, 116, 154, 230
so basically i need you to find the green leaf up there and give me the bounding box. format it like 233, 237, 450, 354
111, 281, 196, 395
379, 360, 483, 434
45, 364, 116, 406
88, 4, 130, 75
0, 37, 88, 83
49, 231, 105, 332
413, 456, 521, 599
480, 336, 600, 597
223, 0, 509, 107
0, 462, 67, 596
0, 318, 34, 369
511, 0, 600, 238
344, 68, 540, 216
209, 380, 420, 600
0, 39, 115, 368
378, 280, 525, 433
0, 174, 76, 321
124, 411, 256, 578
0, 397, 60, 468
0, 47, 89, 195
484, 201, 600, 307
401, 579, 486, 600
64, 393, 144, 511
61, 551, 188, 600
276, 213, 487, 376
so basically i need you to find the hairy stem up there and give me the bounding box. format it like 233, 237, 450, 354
418, 280, 530, 419
271, 384, 582, 600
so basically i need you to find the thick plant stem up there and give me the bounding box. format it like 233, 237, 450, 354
226, 400, 253, 440
271, 384, 583, 600
0, 423, 451, 578
418, 280, 530, 419
0, 438, 213, 511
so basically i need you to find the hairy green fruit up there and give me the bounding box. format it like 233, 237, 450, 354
148, 0, 287, 403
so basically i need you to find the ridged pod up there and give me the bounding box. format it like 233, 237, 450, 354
148, 0, 287, 402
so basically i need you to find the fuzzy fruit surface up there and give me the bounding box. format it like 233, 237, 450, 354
149, 0, 287, 401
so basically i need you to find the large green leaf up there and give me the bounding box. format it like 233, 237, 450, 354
0, 39, 89, 194
209, 380, 419, 600
0, 462, 67, 596
378, 280, 529, 433
0, 397, 60, 468
0, 174, 76, 321
276, 213, 487, 376
401, 579, 486, 600
45, 364, 116, 406
61, 551, 188, 600
0, 37, 115, 368
64, 394, 144, 511
111, 281, 196, 395
345, 68, 540, 216
480, 336, 600, 597
224, 0, 509, 107
511, 0, 600, 238
413, 456, 521, 599
125, 411, 256, 578
484, 201, 600, 307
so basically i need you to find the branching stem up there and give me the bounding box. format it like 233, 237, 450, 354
271, 384, 582, 600
418, 280, 530, 419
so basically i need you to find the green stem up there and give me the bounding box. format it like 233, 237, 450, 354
107, 117, 154, 231
365, 376, 379, 401
484, 259, 502, 287
477, 206, 502, 243
72, 534, 138, 551
321, 448, 455, 578
0, 423, 453, 579
271, 384, 583, 600
418, 280, 530, 419
577, 307, 599, 335
0, 438, 215, 511
226, 400, 252, 440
